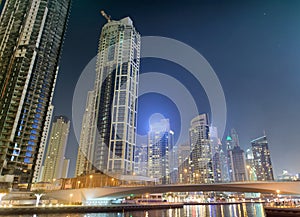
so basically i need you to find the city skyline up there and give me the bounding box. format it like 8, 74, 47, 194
1, 0, 299, 178
51, 0, 300, 177
1, 1, 300, 215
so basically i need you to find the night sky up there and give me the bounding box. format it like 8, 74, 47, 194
48, 0, 300, 177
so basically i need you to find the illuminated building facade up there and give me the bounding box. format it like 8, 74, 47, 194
148, 119, 174, 184
0, 0, 71, 185
189, 114, 214, 183
42, 116, 70, 182
92, 16, 140, 177
251, 135, 274, 181
210, 126, 222, 183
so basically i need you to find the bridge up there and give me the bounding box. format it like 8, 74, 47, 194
47, 181, 300, 203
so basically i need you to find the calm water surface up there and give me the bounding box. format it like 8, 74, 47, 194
6, 204, 266, 217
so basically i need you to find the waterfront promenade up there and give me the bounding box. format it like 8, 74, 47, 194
265, 207, 300, 217
0, 203, 184, 215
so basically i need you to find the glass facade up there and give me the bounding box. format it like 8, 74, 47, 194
93, 17, 140, 176
189, 114, 214, 184
251, 135, 274, 181
0, 0, 71, 185
147, 119, 175, 184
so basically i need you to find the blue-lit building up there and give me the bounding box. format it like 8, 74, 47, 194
0, 0, 71, 185
147, 118, 175, 184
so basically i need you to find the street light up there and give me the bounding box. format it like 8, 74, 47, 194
89, 175, 93, 188
77, 181, 81, 188
69, 193, 73, 205
0, 193, 6, 205
276, 189, 280, 202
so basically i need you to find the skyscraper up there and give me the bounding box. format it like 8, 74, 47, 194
134, 143, 148, 177
42, 116, 70, 182
75, 91, 95, 177
0, 0, 71, 185
219, 149, 230, 182
251, 135, 274, 181
245, 148, 257, 181
177, 142, 190, 184
226, 129, 248, 182
92, 14, 140, 177
228, 146, 248, 182
210, 126, 222, 183
189, 114, 214, 183
148, 118, 174, 184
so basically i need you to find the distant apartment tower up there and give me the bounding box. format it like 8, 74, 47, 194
0, 0, 71, 185
92, 14, 140, 177
245, 148, 257, 181
42, 116, 70, 182
177, 142, 190, 183
225, 135, 234, 181
251, 135, 274, 181
210, 126, 222, 183
148, 119, 174, 184
134, 143, 148, 177
228, 146, 248, 181
219, 149, 230, 182
226, 129, 248, 182
189, 114, 214, 183
75, 91, 95, 176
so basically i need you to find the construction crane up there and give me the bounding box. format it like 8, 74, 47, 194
101, 10, 111, 22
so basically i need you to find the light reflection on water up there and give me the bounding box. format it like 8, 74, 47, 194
5, 203, 265, 217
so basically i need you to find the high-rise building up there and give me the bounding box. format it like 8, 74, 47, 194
134, 143, 148, 177
92, 14, 140, 177
226, 129, 248, 182
177, 142, 190, 184
75, 91, 95, 177
245, 148, 257, 181
33, 104, 53, 183
225, 135, 234, 181
251, 135, 274, 181
189, 114, 214, 184
148, 119, 174, 184
228, 146, 248, 181
210, 126, 222, 183
0, 0, 71, 185
219, 149, 230, 182
42, 116, 70, 182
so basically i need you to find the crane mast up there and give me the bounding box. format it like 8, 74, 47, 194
101, 10, 111, 22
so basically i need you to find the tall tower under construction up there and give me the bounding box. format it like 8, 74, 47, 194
0, 0, 71, 185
